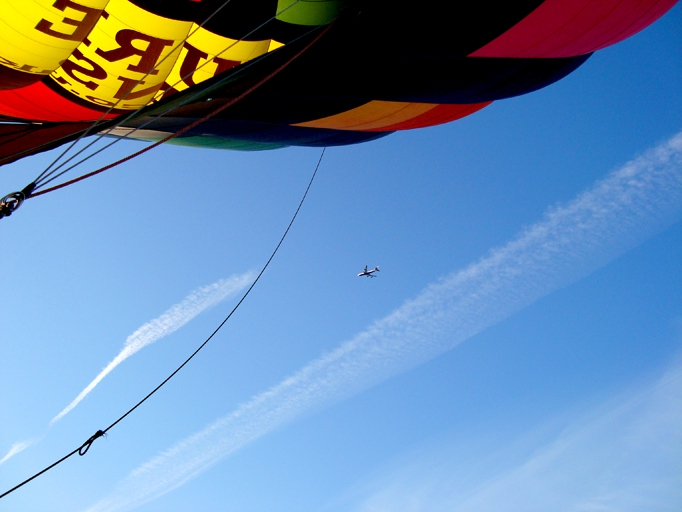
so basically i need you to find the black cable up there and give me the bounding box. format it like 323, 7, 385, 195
0, 147, 325, 500
27, 22, 329, 198
33, 0, 307, 189
33, 0, 238, 185
33, 12, 320, 192
0, 0, 326, 179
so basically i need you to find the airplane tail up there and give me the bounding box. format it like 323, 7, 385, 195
374, 266, 380, 271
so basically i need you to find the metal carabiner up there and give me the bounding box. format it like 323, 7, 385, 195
0, 183, 35, 220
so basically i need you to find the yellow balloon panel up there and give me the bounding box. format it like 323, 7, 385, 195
157, 25, 283, 99
0, 0, 109, 75
50, 0, 192, 109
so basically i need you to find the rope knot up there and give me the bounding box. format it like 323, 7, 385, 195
79, 430, 106, 456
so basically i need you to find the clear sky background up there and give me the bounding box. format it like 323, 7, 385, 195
1, 5, 681, 511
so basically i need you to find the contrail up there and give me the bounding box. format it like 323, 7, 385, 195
0, 274, 253, 467
86, 132, 682, 512
50, 273, 253, 425
0, 440, 37, 466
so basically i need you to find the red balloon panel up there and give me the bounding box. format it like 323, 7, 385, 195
470, 0, 677, 58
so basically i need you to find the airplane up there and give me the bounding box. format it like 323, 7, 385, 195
358, 265, 380, 278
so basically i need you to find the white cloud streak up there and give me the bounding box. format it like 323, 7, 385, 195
85, 132, 682, 512
345, 356, 682, 512
50, 273, 253, 425
0, 440, 37, 466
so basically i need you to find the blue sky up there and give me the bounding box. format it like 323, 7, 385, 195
1, 5, 681, 511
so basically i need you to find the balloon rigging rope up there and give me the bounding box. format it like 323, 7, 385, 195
31, 0, 306, 190
0, 0, 297, 170
2, 5, 329, 494
32, 0, 236, 185
0, 146, 326, 500
29, 23, 321, 194
28, 22, 330, 198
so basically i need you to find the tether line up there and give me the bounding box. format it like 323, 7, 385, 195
0, 147, 326, 500
33, 0, 308, 188
28, 24, 329, 198
33, 0, 237, 183
32, 0, 309, 189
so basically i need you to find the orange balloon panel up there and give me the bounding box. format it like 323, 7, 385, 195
294, 101, 492, 132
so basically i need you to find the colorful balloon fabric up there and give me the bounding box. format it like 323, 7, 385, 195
0, 0, 677, 164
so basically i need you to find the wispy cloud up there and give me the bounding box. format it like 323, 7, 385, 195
85, 132, 682, 512
50, 273, 253, 424
0, 440, 38, 465
344, 356, 682, 512
1, 274, 252, 467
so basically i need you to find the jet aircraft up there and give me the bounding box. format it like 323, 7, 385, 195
358, 266, 380, 278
